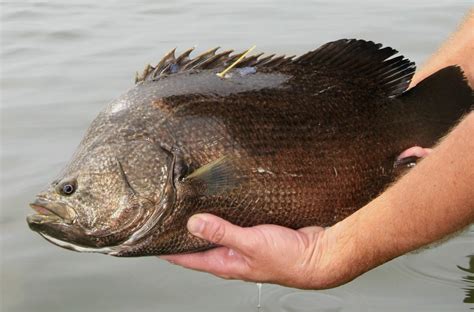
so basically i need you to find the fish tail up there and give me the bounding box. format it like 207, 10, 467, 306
398, 66, 472, 144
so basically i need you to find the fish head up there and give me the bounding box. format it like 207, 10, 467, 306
27, 141, 172, 253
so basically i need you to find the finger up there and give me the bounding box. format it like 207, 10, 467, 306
397, 146, 433, 160
160, 247, 250, 279
186, 213, 254, 253
297, 226, 325, 236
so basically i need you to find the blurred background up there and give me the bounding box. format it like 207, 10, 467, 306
1, 0, 473, 311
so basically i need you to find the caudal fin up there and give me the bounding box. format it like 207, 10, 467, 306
400, 66, 472, 124
391, 66, 471, 171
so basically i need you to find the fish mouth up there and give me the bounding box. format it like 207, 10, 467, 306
27, 198, 77, 225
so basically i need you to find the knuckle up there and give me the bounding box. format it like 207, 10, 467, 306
242, 235, 258, 251
239, 228, 262, 252
207, 222, 226, 244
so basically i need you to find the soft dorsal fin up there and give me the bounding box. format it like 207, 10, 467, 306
294, 39, 416, 97
135, 39, 416, 97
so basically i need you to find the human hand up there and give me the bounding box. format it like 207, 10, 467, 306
160, 213, 349, 289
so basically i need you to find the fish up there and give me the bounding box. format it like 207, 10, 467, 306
27, 39, 473, 257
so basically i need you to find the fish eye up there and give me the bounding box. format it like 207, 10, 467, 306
57, 181, 77, 196
62, 184, 75, 195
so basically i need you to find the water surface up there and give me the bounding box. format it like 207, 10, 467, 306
1, 1, 473, 311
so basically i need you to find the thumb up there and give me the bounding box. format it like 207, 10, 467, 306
187, 213, 249, 251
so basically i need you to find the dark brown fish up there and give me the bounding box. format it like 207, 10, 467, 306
27, 39, 472, 256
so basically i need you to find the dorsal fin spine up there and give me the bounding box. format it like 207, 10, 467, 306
135, 47, 293, 84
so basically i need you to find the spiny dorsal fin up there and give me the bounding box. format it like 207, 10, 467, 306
135, 39, 416, 98
294, 39, 416, 97
135, 47, 294, 84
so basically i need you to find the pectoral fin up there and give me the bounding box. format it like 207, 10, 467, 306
183, 156, 242, 196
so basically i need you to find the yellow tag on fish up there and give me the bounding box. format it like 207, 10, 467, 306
217, 45, 256, 78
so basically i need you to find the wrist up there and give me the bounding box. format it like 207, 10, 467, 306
316, 195, 400, 288
309, 213, 366, 288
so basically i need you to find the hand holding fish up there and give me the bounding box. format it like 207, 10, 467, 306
161, 214, 331, 288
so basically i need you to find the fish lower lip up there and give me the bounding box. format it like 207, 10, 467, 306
27, 213, 63, 224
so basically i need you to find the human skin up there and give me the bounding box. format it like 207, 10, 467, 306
410, 9, 474, 88
160, 10, 474, 289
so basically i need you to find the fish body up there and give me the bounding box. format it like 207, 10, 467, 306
27, 39, 473, 256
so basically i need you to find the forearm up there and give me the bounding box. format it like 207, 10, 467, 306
410, 9, 474, 88
323, 113, 474, 285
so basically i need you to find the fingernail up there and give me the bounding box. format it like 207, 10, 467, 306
187, 215, 206, 236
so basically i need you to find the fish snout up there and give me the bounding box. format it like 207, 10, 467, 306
29, 198, 77, 224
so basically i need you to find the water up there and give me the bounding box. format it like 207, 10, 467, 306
1, 0, 473, 311
257, 283, 263, 310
